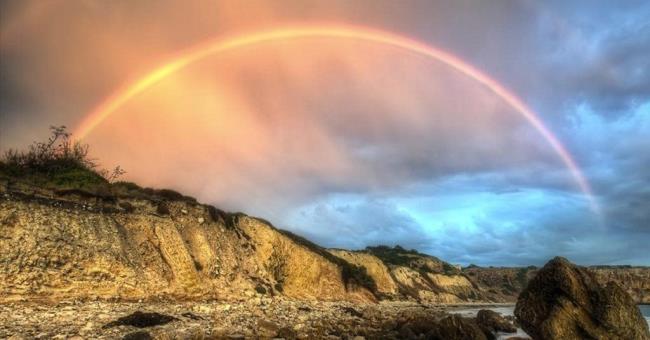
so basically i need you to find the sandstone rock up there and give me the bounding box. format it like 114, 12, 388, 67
515, 256, 650, 340
476, 309, 516, 334
426, 314, 487, 340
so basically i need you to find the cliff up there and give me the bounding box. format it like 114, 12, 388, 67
1, 177, 648, 305
0, 180, 374, 303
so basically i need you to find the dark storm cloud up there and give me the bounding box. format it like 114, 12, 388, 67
539, 10, 650, 116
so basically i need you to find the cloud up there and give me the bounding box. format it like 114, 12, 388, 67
1, 0, 649, 266
284, 195, 434, 251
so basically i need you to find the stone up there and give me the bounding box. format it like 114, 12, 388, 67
103, 311, 178, 329
515, 257, 650, 340
257, 319, 280, 337
122, 330, 153, 340
277, 326, 298, 339
476, 309, 516, 335
426, 315, 487, 340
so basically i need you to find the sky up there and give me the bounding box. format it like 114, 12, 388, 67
1, 0, 649, 266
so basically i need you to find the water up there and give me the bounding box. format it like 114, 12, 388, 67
450, 304, 650, 339
641, 304, 650, 325
449, 305, 529, 339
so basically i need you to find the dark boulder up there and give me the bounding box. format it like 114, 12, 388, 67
476, 309, 517, 335
426, 314, 488, 340
104, 311, 178, 328
515, 256, 650, 340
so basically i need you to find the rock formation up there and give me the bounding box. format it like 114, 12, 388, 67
515, 256, 650, 340
427, 314, 488, 340
476, 309, 516, 335
0, 181, 374, 303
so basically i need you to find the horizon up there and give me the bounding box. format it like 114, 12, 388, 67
2, 0, 649, 267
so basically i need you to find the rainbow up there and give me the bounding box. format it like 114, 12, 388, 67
74, 23, 599, 213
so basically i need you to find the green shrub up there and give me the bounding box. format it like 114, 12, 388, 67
0, 126, 123, 195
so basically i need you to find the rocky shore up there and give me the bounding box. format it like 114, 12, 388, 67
0, 299, 453, 339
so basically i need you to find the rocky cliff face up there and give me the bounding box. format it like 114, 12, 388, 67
591, 267, 650, 304
0, 182, 374, 303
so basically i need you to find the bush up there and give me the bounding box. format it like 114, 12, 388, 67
0, 126, 124, 193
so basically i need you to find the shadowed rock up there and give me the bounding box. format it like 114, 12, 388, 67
426, 314, 488, 340
476, 309, 516, 335
104, 311, 178, 328
515, 256, 650, 340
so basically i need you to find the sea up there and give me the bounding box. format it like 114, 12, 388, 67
450, 305, 650, 339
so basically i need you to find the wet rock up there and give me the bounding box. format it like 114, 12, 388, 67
103, 311, 178, 328
426, 314, 487, 340
515, 256, 650, 340
476, 309, 516, 335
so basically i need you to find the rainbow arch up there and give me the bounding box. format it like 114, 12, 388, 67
74, 23, 599, 213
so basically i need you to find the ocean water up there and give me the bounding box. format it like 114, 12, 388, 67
640, 304, 650, 325
451, 304, 650, 339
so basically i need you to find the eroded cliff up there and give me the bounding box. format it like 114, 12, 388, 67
0, 181, 374, 303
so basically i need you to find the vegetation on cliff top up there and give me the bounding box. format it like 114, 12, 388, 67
0, 126, 196, 204
364, 245, 460, 274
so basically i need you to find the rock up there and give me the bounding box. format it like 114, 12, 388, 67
426, 315, 487, 340
103, 311, 178, 329
397, 324, 417, 339
254, 284, 267, 295
277, 326, 298, 339
476, 309, 516, 334
257, 319, 280, 337
340, 306, 363, 318
122, 331, 152, 340
515, 257, 650, 340
181, 312, 203, 320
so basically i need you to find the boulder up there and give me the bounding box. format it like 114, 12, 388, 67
103, 311, 177, 329
476, 309, 517, 334
426, 314, 488, 340
515, 257, 650, 340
